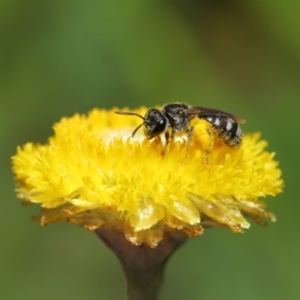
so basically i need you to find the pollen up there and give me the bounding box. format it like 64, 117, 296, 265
12, 107, 284, 247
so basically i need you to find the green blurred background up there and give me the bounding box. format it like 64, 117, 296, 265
1, 1, 299, 299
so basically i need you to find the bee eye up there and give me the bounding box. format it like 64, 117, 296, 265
152, 119, 167, 135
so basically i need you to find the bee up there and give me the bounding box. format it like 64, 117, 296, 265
115, 103, 245, 151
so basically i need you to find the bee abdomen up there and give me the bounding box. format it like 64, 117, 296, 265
205, 116, 242, 147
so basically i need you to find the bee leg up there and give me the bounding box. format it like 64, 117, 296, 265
204, 128, 214, 165
186, 126, 194, 154
191, 121, 214, 165
166, 129, 176, 150
165, 131, 170, 147
161, 131, 170, 155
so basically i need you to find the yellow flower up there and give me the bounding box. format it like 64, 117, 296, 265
12, 107, 283, 247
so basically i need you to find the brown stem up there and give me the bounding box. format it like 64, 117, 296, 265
96, 228, 187, 300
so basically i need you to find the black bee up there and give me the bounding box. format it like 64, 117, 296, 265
115, 103, 245, 148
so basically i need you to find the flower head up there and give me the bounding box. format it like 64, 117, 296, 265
12, 107, 283, 247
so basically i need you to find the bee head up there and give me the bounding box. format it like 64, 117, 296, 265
115, 109, 168, 139
143, 109, 168, 138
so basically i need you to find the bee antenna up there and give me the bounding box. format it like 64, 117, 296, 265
115, 111, 145, 121
131, 123, 144, 137
115, 111, 146, 137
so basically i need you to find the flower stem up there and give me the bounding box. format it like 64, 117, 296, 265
96, 228, 187, 300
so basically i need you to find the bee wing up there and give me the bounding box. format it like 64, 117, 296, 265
183, 107, 246, 124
